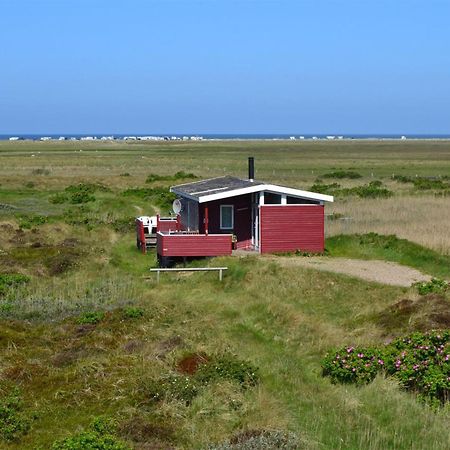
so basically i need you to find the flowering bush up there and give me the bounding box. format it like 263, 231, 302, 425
322, 331, 450, 405
322, 346, 383, 385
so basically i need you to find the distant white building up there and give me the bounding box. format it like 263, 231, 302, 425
40, 137, 52, 141
289, 136, 296, 140
9, 137, 20, 141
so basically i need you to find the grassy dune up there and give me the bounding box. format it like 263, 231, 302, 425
1, 140, 450, 449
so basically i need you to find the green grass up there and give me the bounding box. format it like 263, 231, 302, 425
327, 233, 450, 279
1, 140, 450, 449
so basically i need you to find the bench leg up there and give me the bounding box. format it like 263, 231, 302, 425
157, 271, 160, 284
219, 269, 223, 281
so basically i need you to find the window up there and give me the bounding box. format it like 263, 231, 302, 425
220, 205, 234, 230
264, 193, 282, 204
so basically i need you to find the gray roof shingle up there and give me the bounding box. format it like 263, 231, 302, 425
171, 176, 264, 200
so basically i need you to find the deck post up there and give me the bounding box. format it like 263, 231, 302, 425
219, 268, 223, 281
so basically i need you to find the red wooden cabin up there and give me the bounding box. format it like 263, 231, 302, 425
155, 158, 333, 266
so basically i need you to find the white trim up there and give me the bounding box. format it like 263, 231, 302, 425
220, 204, 234, 230
196, 184, 333, 203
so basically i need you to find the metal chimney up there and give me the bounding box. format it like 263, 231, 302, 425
248, 157, 255, 181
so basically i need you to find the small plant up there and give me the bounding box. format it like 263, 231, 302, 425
413, 278, 449, 296
0, 387, 31, 442
24, 181, 35, 188
70, 190, 96, 204
196, 354, 260, 388
52, 416, 129, 450
76, 311, 105, 325
0, 274, 30, 297
122, 307, 144, 319
49, 193, 70, 204
17, 214, 48, 229
145, 375, 200, 404
119, 172, 131, 177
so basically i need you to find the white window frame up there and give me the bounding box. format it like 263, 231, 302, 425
220, 204, 234, 230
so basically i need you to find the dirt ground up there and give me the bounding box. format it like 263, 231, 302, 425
271, 256, 432, 287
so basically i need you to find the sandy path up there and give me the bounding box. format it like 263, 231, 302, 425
270, 256, 432, 287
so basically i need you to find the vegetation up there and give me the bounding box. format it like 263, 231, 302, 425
321, 170, 362, 179
323, 330, 450, 406
51, 417, 129, 450
414, 278, 449, 296
0, 387, 31, 442
145, 170, 198, 183
311, 181, 393, 199
0, 139, 450, 448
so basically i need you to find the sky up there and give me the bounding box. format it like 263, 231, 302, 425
0, 0, 449, 135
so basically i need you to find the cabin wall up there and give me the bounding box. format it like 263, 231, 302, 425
200, 194, 253, 249
260, 205, 324, 253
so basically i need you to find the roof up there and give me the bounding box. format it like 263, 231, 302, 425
171, 176, 334, 203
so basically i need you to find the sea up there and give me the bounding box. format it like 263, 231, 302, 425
1, 134, 450, 141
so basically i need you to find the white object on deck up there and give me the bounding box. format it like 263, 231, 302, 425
150, 267, 228, 283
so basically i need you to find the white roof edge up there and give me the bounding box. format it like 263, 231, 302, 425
188, 184, 334, 203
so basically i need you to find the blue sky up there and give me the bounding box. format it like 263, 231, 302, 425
1, 0, 449, 134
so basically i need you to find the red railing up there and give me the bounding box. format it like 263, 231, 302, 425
157, 231, 232, 257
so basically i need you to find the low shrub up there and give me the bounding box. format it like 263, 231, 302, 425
119, 172, 131, 177
146, 375, 200, 405
0, 274, 30, 297
122, 307, 144, 319
121, 187, 176, 212
52, 417, 129, 450
322, 330, 450, 405
322, 346, 383, 385
413, 278, 449, 296
311, 181, 392, 199
17, 215, 48, 229
196, 354, 260, 388
49, 193, 70, 204
76, 311, 105, 325
322, 171, 362, 179
310, 182, 341, 195
70, 190, 96, 204
0, 387, 31, 442
145, 171, 197, 184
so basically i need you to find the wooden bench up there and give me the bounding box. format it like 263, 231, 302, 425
149, 267, 228, 283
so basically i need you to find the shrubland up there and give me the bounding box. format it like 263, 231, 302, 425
0, 139, 450, 449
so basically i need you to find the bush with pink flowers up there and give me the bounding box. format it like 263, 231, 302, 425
322, 330, 450, 405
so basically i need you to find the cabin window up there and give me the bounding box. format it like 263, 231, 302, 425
287, 196, 319, 205
264, 193, 282, 204
220, 205, 234, 230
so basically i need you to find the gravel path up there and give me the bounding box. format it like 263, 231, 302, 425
271, 256, 432, 287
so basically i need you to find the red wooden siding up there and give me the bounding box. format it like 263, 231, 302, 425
199, 194, 252, 249
260, 205, 324, 253
157, 232, 232, 257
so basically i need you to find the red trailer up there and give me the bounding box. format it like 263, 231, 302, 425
154, 158, 333, 266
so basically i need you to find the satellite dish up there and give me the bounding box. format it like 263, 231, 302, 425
172, 199, 183, 214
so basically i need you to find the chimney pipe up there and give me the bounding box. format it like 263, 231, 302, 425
248, 157, 255, 181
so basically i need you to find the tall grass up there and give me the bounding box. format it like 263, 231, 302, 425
327, 195, 450, 255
